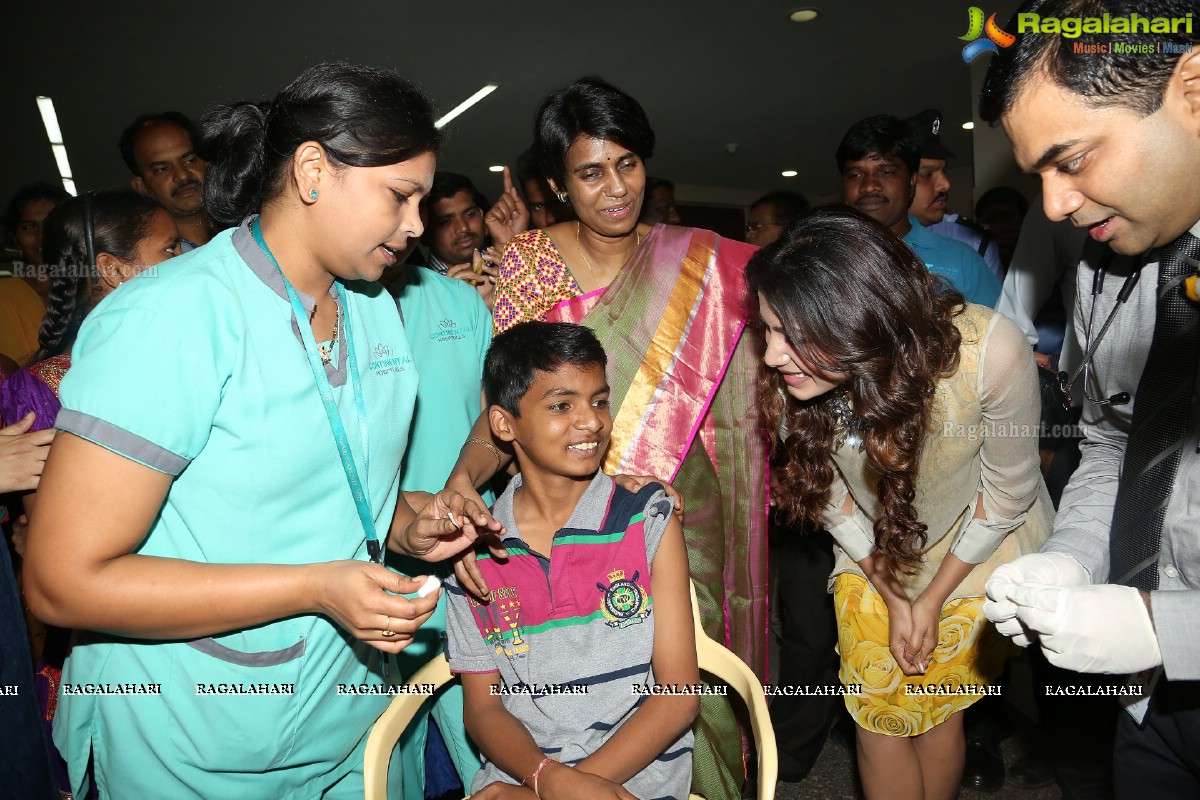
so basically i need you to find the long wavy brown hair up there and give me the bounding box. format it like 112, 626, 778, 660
747, 207, 965, 575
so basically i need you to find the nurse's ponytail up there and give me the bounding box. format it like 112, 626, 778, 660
201, 62, 441, 230
201, 102, 269, 230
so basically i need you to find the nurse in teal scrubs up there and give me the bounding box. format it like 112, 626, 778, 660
23, 62, 502, 799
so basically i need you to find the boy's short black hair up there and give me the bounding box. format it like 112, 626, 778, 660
484, 321, 608, 416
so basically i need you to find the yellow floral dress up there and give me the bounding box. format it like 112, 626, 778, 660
834, 574, 1012, 735
824, 304, 1053, 735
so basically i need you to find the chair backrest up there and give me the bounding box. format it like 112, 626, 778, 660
363, 582, 777, 800
363, 653, 454, 800
689, 582, 777, 800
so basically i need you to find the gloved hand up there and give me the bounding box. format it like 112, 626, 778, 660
1008, 583, 1161, 674
984, 552, 1091, 646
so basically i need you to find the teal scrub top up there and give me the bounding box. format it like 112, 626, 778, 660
395, 266, 491, 496
52, 222, 418, 798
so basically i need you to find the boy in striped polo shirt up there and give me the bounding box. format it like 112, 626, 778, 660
445, 321, 699, 799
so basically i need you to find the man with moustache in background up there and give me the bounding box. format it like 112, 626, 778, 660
837, 114, 1000, 306
905, 109, 1005, 282
119, 112, 212, 250
423, 172, 498, 308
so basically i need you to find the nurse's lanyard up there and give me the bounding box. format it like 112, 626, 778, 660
250, 219, 383, 565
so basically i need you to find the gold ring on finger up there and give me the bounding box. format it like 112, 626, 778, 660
381, 617, 396, 637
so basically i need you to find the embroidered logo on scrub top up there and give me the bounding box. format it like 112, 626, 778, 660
368, 342, 411, 375
473, 585, 529, 657
597, 569, 651, 629
429, 316, 468, 343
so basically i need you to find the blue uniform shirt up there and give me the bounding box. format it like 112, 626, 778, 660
930, 213, 1004, 282
904, 215, 1001, 307
394, 266, 491, 497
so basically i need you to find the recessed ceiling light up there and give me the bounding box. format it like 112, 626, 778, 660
962, 121, 976, 130
781, 170, 798, 178
488, 165, 504, 172
789, 8, 819, 22
434, 84, 500, 129
36, 96, 76, 196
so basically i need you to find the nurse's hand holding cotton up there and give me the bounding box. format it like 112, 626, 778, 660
311, 560, 442, 652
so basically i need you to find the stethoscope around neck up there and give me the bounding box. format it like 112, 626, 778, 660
1061, 249, 1141, 408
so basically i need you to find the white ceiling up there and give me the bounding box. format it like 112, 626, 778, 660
3, 0, 1023, 210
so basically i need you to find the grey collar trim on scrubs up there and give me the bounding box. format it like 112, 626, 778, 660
232, 218, 348, 387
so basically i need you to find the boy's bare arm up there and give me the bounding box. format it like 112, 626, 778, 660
570, 515, 700, 783
463, 672, 637, 799
462, 671, 547, 781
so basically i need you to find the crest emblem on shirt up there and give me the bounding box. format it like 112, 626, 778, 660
597, 569, 650, 628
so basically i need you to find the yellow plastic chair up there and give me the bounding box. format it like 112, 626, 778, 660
691, 580, 778, 799
363, 650, 454, 800
363, 583, 777, 800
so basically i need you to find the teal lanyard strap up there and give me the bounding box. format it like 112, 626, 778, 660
250, 219, 381, 563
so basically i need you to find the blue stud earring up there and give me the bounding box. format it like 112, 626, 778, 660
309, 188, 319, 201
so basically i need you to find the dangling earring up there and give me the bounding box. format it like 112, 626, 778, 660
775, 384, 791, 441
309, 188, 319, 201
555, 192, 568, 204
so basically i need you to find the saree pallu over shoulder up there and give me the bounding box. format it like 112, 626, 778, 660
546, 226, 751, 480
545, 224, 769, 676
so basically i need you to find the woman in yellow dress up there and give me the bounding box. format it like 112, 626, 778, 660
748, 208, 1052, 800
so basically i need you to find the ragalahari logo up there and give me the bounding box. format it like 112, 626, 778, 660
960, 7, 1016, 62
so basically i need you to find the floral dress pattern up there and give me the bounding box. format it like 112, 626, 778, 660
833, 574, 1011, 736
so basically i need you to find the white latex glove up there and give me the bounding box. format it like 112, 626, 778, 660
1009, 583, 1162, 674
984, 552, 1091, 646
